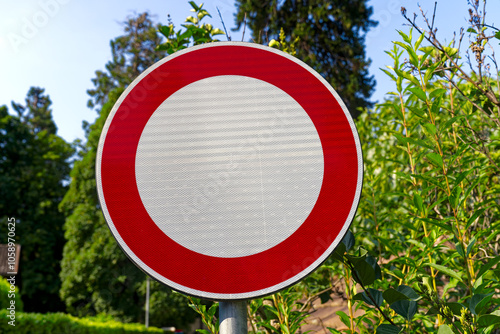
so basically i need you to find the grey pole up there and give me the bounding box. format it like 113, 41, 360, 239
219, 300, 248, 334
145, 276, 150, 328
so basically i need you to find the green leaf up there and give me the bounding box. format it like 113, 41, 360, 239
424, 263, 463, 282
280, 323, 290, 334
397, 285, 420, 300
390, 300, 417, 320
405, 136, 434, 149
408, 239, 426, 250
477, 314, 500, 328
477, 256, 500, 279
415, 33, 425, 50
186, 15, 198, 24
381, 68, 397, 82
426, 152, 444, 168
456, 242, 465, 257
446, 302, 467, 315
394, 41, 419, 67
437, 324, 454, 334
429, 88, 447, 99
418, 217, 453, 232
459, 177, 481, 209
406, 105, 427, 118
332, 242, 346, 261
466, 208, 486, 229
443, 115, 464, 130
394, 67, 420, 86
269, 39, 280, 48
212, 28, 225, 35
366, 255, 382, 279
413, 192, 424, 214
396, 75, 403, 93
397, 30, 412, 44
424, 62, 439, 84
430, 97, 442, 117
179, 29, 193, 41
469, 293, 492, 315
319, 291, 332, 304
196, 330, 211, 334
393, 132, 409, 145
208, 303, 218, 318
467, 27, 477, 34
159, 25, 173, 37
197, 10, 211, 20
336, 311, 351, 328
188, 1, 200, 11
383, 285, 420, 305
408, 86, 427, 102
376, 324, 402, 334
452, 169, 473, 188
383, 288, 409, 304
341, 230, 355, 251
449, 143, 469, 166
352, 259, 376, 286
443, 47, 459, 57
423, 123, 437, 136
263, 304, 279, 317
354, 288, 384, 307
449, 186, 462, 208
466, 237, 476, 257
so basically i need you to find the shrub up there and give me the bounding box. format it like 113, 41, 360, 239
0, 311, 165, 334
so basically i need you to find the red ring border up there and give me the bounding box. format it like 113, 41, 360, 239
98, 43, 360, 298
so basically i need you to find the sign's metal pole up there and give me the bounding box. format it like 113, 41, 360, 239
219, 300, 248, 334
145, 276, 150, 328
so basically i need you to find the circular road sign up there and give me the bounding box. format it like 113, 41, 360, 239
96, 42, 363, 300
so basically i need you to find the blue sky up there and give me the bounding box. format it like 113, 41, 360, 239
1, 0, 499, 143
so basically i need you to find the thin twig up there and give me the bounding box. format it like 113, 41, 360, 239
430, 1, 437, 34
298, 286, 334, 313
477, 23, 500, 31
216, 6, 231, 41
242, 12, 247, 42
345, 259, 402, 331
402, 9, 500, 109
444, 71, 500, 127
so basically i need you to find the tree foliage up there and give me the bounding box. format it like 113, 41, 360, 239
341, 3, 500, 331
86, 12, 167, 111
0, 87, 73, 312
234, 0, 377, 116
156, 1, 224, 53
11, 87, 57, 135
59, 11, 198, 329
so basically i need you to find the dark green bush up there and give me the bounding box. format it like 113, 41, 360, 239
0, 311, 165, 334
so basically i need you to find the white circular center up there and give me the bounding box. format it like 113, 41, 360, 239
135, 75, 324, 257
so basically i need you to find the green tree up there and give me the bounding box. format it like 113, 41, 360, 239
11, 87, 57, 135
234, 0, 377, 117
0, 87, 73, 313
86, 12, 167, 111
327, 2, 500, 333
59, 12, 197, 329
